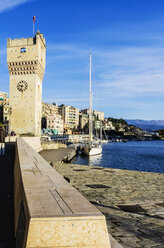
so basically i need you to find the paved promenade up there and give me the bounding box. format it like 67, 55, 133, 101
0, 143, 16, 248
51, 161, 164, 248
39, 147, 76, 164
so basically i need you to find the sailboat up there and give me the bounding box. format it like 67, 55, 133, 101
81, 51, 102, 156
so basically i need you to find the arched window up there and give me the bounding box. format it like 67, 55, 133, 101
20, 47, 26, 53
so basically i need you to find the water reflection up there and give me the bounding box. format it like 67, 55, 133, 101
72, 141, 164, 173
89, 154, 102, 166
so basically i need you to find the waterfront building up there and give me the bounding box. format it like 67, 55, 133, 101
81, 109, 104, 121
42, 102, 58, 117
63, 127, 73, 135
93, 110, 104, 121
7, 31, 46, 136
42, 102, 51, 118
103, 120, 115, 130
79, 113, 97, 135
58, 104, 79, 129
2, 102, 10, 131
49, 103, 58, 115
42, 113, 64, 134
42, 102, 64, 134
0, 92, 10, 130
79, 113, 89, 130
81, 108, 90, 115
0, 92, 8, 105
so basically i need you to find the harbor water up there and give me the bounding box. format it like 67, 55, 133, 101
72, 140, 164, 173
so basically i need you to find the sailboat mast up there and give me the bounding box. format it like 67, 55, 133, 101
100, 120, 102, 143
89, 51, 93, 143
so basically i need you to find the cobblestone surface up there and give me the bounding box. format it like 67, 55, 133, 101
51, 161, 164, 248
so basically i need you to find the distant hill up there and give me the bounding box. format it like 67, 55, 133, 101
126, 119, 164, 132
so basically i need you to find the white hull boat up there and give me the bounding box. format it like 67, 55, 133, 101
82, 144, 102, 156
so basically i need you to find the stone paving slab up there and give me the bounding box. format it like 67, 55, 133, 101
49, 161, 164, 248
39, 147, 75, 164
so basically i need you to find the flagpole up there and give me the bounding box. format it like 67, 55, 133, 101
33, 21, 34, 37
33, 16, 36, 37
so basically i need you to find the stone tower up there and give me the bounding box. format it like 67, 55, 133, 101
7, 31, 46, 136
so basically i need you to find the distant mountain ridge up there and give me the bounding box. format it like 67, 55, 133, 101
126, 119, 164, 131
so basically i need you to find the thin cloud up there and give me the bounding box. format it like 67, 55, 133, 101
44, 40, 164, 113
0, 0, 33, 13
93, 46, 164, 98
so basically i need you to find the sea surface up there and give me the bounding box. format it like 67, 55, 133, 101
72, 140, 164, 173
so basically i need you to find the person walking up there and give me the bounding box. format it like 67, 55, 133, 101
0, 125, 6, 156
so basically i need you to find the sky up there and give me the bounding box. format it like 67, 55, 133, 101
0, 0, 164, 120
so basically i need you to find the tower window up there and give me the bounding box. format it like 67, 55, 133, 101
20, 47, 26, 53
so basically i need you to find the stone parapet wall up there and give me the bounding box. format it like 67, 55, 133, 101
14, 138, 110, 247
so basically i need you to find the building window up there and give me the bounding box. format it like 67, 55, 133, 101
20, 47, 26, 53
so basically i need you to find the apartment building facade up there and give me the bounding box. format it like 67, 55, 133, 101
93, 110, 104, 121
58, 105, 79, 130
42, 102, 64, 134
0, 92, 10, 130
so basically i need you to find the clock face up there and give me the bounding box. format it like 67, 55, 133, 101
17, 80, 28, 92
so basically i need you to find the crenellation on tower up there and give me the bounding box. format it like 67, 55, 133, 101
7, 31, 46, 136
7, 37, 34, 47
